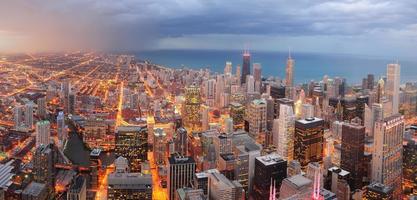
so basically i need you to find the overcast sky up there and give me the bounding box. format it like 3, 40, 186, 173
1, 0, 417, 57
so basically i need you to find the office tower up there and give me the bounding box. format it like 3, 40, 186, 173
183, 84, 202, 131
241, 49, 251, 85
275, 98, 294, 118
277, 104, 295, 161
204, 79, 216, 106
302, 103, 314, 119
294, 117, 324, 169
153, 128, 167, 165
224, 118, 233, 134
386, 63, 400, 114
285, 51, 294, 88
90, 148, 101, 190
224, 61, 232, 75
253, 63, 262, 92
208, 171, 244, 200
202, 105, 209, 131
68, 93, 76, 114
367, 74, 375, 90
279, 174, 312, 199
174, 127, 188, 156
37, 97, 47, 118
376, 78, 385, 104
22, 182, 48, 200
287, 160, 302, 177
230, 102, 245, 130
176, 188, 204, 200
168, 154, 196, 200
24, 103, 33, 129
108, 157, 153, 200
270, 84, 286, 118
372, 114, 404, 197
56, 111, 67, 149
246, 75, 255, 93
236, 65, 241, 85
247, 99, 267, 138
67, 175, 87, 200
62, 81, 71, 114
324, 167, 350, 195
235, 143, 261, 195
370, 103, 384, 137
253, 153, 287, 199
336, 179, 350, 200
36, 121, 50, 147
341, 117, 365, 190
115, 125, 148, 172
216, 75, 225, 106
33, 143, 57, 197
364, 183, 393, 200
13, 105, 23, 128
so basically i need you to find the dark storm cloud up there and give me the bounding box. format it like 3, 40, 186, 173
1, 0, 417, 54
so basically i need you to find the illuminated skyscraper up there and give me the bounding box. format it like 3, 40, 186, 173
253, 63, 262, 92
247, 99, 267, 138
253, 153, 287, 199
33, 143, 57, 198
285, 50, 295, 99
236, 64, 241, 86
386, 63, 400, 114
277, 104, 295, 161
183, 84, 202, 131
174, 127, 188, 156
36, 120, 50, 147
372, 114, 404, 197
115, 125, 148, 172
241, 49, 251, 85
230, 102, 245, 130
294, 117, 324, 169
364, 183, 393, 200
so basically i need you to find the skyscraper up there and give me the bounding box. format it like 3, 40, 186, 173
386, 63, 400, 114
13, 105, 23, 129
241, 49, 251, 85
167, 154, 196, 200
37, 97, 47, 118
153, 128, 167, 165
253, 63, 262, 92
372, 114, 404, 197
174, 127, 188, 156
25, 103, 34, 129
68, 93, 76, 115
56, 111, 67, 149
253, 153, 287, 199
285, 51, 294, 88
294, 117, 324, 169
33, 143, 57, 198
224, 61, 232, 75
182, 84, 202, 131
208, 171, 244, 200
115, 125, 148, 172
341, 118, 365, 190
36, 120, 51, 147
277, 104, 295, 161
247, 99, 267, 139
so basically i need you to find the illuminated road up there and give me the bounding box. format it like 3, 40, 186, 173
96, 164, 114, 200
148, 152, 168, 200
116, 81, 124, 126
73, 64, 102, 86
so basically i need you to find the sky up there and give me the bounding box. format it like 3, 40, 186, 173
1, 0, 417, 58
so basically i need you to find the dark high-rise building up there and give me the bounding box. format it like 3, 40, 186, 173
367, 74, 375, 90
115, 125, 148, 172
253, 153, 287, 199
364, 183, 393, 200
294, 117, 324, 169
403, 140, 417, 197
90, 148, 101, 190
67, 175, 87, 200
174, 127, 188, 156
168, 154, 196, 200
241, 49, 251, 84
341, 118, 365, 190
356, 95, 369, 124
33, 143, 57, 198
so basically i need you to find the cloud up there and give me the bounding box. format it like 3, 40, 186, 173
0, 0, 416, 56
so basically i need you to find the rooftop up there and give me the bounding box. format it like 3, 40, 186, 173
256, 153, 285, 166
